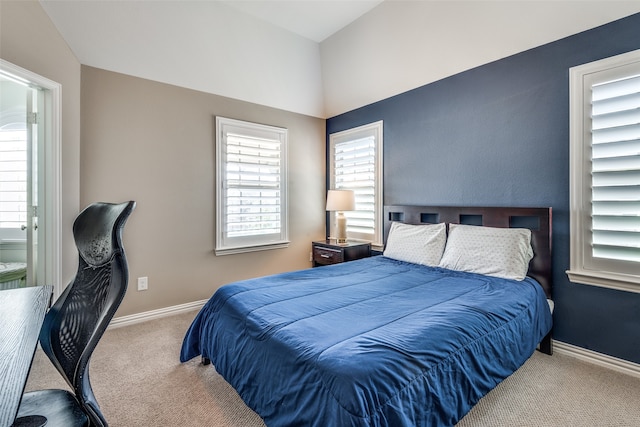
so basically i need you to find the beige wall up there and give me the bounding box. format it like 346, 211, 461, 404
1, 1, 326, 318
0, 0, 81, 286
80, 66, 326, 316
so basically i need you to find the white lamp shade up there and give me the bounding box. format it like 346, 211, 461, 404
326, 190, 355, 212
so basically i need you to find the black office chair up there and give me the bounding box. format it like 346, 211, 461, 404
15, 201, 135, 427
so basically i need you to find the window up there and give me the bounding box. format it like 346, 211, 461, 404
215, 117, 288, 255
329, 121, 383, 248
0, 124, 27, 229
567, 49, 640, 293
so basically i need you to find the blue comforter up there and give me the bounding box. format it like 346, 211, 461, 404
181, 256, 552, 426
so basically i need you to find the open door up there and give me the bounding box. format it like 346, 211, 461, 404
25, 86, 43, 286
0, 78, 39, 286
1, 59, 62, 298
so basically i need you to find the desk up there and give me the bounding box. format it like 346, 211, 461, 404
0, 286, 51, 427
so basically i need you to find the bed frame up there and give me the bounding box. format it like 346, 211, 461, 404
384, 205, 553, 354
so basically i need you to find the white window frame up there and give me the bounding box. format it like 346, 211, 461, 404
567, 49, 640, 294
215, 117, 289, 255
329, 121, 383, 249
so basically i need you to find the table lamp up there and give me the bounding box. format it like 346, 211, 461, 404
326, 189, 355, 244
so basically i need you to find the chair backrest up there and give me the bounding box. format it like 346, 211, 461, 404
39, 201, 135, 427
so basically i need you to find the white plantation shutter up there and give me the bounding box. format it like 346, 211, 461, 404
0, 127, 27, 228
334, 136, 375, 237
216, 117, 288, 255
591, 75, 640, 264
568, 49, 640, 292
330, 121, 383, 246
225, 134, 282, 237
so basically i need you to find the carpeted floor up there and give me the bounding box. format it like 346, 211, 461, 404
25, 310, 640, 426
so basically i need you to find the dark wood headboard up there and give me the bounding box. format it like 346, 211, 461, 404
383, 206, 553, 299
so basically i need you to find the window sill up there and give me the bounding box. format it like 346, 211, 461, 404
566, 269, 640, 294
215, 241, 289, 256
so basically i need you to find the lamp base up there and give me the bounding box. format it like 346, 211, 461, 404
336, 212, 347, 244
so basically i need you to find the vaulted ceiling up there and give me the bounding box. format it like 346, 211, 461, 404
38, 1, 640, 118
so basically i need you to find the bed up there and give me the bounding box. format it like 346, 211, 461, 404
0, 262, 27, 290
181, 205, 553, 426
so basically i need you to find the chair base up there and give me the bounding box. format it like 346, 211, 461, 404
16, 389, 89, 427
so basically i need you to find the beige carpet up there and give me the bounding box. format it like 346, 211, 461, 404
25, 310, 640, 426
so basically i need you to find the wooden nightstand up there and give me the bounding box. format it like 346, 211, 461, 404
312, 240, 371, 267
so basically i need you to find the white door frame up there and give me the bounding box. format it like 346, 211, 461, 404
1, 59, 62, 298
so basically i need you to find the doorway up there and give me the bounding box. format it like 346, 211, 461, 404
0, 59, 62, 297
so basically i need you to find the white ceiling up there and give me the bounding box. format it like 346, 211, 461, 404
38, 0, 385, 117
220, 0, 384, 42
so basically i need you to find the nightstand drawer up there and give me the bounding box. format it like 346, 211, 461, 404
312, 240, 371, 267
313, 246, 343, 265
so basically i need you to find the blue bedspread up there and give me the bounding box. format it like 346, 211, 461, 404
181, 256, 552, 426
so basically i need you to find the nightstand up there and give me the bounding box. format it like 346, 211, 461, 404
312, 240, 371, 267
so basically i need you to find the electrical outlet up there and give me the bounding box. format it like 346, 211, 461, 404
137, 276, 148, 291
309, 252, 313, 262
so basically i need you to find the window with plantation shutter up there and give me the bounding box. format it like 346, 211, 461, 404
568, 49, 640, 293
0, 126, 27, 229
329, 121, 383, 247
215, 117, 288, 255
591, 75, 640, 263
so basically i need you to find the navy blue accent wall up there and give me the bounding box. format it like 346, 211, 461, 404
327, 13, 640, 364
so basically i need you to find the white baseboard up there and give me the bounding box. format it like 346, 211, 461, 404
554, 340, 640, 379
109, 299, 208, 329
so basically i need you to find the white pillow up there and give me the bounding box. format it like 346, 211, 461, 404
384, 222, 447, 266
438, 223, 534, 281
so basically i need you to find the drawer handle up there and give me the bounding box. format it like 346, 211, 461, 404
320, 254, 331, 258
